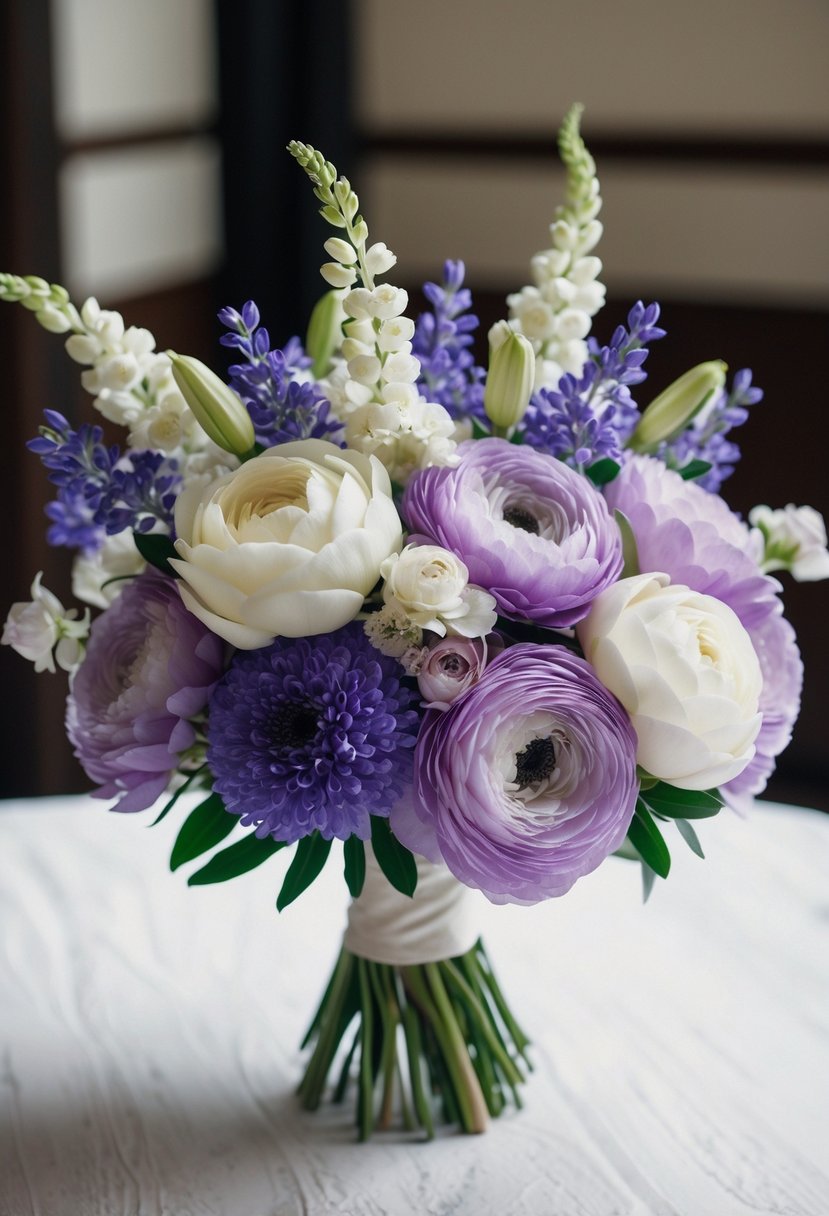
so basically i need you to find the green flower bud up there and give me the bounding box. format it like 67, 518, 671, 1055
628, 360, 727, 453
167, 351, 256, 457
484, 327, 535, 432
306, 289, 346, 377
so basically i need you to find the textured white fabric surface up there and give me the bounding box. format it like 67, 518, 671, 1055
1, 794, 828, 1215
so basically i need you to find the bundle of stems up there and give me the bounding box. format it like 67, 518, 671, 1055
298, 939, 531, 1139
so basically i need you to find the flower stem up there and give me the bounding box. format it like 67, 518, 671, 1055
298, 938, 529, 1138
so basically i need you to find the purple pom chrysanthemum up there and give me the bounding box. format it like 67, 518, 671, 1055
67, 570, 225, 812
403, 438, 623, 629
206, 622, 420, 843
396, 644, 638, 904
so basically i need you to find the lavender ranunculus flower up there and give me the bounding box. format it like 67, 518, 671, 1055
604, 454, 780, 630
723, 608, 803, 803
403, 438, 623, 629
402, 644, 639, 904
67, 570, 224, 812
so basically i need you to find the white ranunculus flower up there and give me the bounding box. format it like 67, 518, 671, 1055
170, 438, 403, 649
381, 544, 497, 638
577, 572, 762, 790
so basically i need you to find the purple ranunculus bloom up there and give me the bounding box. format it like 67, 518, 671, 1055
604, 454, 780, 630
402, 438, 623, 629
723, 608, 803, 803
67, 570, 225, 812
398, 643, 639, 904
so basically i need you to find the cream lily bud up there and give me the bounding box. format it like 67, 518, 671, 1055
484, 329, 534, 431
167, 351, 255, 457
628, 360, 727, 452
306, 288, 345, 377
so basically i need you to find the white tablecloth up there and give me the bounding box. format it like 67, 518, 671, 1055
1, 794, 827, 1215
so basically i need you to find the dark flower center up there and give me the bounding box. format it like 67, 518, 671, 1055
270, 702, 319, 751
515, 736, 556, 789
503, 505, 540, 534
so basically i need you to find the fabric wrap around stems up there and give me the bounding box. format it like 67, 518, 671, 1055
344, 851, 481, 965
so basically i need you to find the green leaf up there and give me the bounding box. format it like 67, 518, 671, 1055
508, 428, 524, 444
471, 418, 491, 440
627, 801, 671, 879
277, 832, 333, 911
586, 457, 621, 486
614, 509, 640, 579
150, 765, 208, 825
640, 782, 724, 820
343, 836, 366, 899
677, 459, 712, 482
370, 816, 418, 897
188, 833, 285, 886
133, 531, 180, 577
675, 818, 705, 859
170, 792, 236, 871
641, 862, 657, 903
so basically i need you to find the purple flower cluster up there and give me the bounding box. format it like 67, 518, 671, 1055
404, 438, 623, 628
219, 301, 343, 447
412, 261, 486, 423
656, 368, 763, 492
521, 301, 665, 468
206, 623, 420, 844
67, 570, 224, 812
399, 644, 639, 903
29, 409, 180, 550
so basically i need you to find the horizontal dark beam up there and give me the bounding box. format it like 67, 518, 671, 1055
60, 119, 218, 159
359, 129, 829, 169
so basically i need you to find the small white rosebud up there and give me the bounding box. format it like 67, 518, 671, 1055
320, 262, 357, 289
484, 330, 535, 432
628, 360, 728, 453
167, 351, 255, 457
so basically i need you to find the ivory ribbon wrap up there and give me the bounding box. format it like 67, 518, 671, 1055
344, 851, 481, 965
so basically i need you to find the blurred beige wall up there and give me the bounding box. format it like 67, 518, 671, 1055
355, 0, 829, 308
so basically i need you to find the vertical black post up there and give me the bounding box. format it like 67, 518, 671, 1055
215, 0, 354, 348
0, 1, 82, 795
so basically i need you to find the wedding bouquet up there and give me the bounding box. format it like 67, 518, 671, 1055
3, 106, 826, 1139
